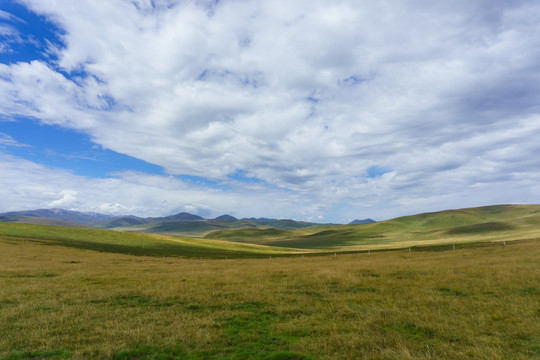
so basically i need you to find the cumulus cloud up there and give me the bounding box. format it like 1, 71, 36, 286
1, 151, 538, 222
1, 0, 539, 221
0, 153, 325, 219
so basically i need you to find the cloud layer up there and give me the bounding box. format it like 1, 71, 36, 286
1, 0, 540, 221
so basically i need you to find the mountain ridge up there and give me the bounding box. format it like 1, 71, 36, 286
0, 208, 330, 234
3, 204, 537, 239
349, 218, 376, 224
0, 208, 114, 224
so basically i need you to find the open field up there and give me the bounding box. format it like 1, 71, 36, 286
1, 205, 539, 359
1, 232, 539, 359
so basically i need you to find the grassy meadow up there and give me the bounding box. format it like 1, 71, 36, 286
1, 228, 539, 359
0, 223, 301, 259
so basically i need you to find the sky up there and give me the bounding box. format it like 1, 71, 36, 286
1, 0, 539, 223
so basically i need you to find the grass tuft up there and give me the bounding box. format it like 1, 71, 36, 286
437, 287, 467, 297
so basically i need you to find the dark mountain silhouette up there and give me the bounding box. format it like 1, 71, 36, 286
213, 214, 238, 221
159, 212, 204, 221
349, 218, 376, 225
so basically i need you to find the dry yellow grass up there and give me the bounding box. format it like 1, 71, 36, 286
1, 235, 539, 359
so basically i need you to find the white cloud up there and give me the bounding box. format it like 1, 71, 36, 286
0, 10, 24, 23
1, 0, 540, 221
0, 153, 321, 219
48, 189, 79, 208
0, 132, 28, 147
0, 22, 22, 53
0, 151, 538, 222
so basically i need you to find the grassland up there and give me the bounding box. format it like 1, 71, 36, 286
0, 223, 302, 259
1, 204, 539, 359
1, 234, 539, 359
205, 205, 540, 251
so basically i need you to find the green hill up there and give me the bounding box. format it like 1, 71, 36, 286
103, 217, 324, 236
206, 228, 289, 243
205, 204, 540, 249
0, 222, 300, 258
2, 205, 539, 257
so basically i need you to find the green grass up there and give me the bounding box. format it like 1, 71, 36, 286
2, 205, 540, 258
204, 204, 540, 250
445, 221, 516, 235
0, 236, 538, 359
5, 349, 70, 360
106, 218, 324, 237
0, 222, 299, 258
206, 228, 289, 243
147, 220, 230, 233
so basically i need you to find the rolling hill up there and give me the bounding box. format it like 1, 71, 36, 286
1, 204, 539, 256
205, 204, 540, 250
100, 217, 328, 235
0, 222, 301, 258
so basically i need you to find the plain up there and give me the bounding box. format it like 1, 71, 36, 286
1, 229, 539, 359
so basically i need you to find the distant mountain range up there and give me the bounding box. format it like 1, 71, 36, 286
0, 208, 349, 235
0, 208, 113, 224
349, 218, 376, 224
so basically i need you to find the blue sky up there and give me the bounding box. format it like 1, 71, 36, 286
1, 118, 164, 177
1, 0, 539, 222
0, 1, 60, 64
